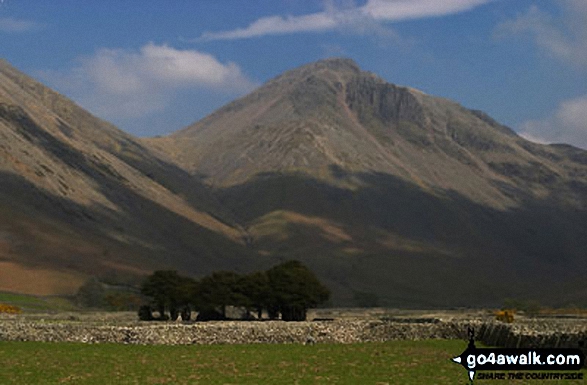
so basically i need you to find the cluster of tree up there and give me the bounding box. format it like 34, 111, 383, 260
139, 260, 330, 322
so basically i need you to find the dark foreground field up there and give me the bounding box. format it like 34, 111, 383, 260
0, 340, 584, 384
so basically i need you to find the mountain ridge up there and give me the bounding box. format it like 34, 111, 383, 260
1, 57, 586, 307
0, 59, 259, 295
150, 58, 585, 211
147, 57, 587, 307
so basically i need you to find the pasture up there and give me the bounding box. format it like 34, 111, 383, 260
0, 340, 584, 384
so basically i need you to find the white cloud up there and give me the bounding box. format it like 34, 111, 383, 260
42, 43, 257, 120
197, 0, 492, 41
200, 13, 337, 41
362, 0, 492, 21
0, 17, 41, 33
495, 1, 587, 68
518, 95, 587, 150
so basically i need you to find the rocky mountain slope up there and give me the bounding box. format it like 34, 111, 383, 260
1, 56, 585, 307
148, 58, 587, 307
0, 59, 257, 295
154, 59, 586, 208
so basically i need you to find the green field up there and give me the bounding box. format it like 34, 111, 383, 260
0, 292, 77, 312
0, 340, 584, 384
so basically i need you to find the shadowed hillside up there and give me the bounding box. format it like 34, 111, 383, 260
0, 59, 263, 295
213, 169, 587, 307
148, 58, 587, 307
1, 56, 586, 306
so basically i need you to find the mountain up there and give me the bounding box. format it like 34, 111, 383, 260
149, 58, 587, 307
2, 57, 585, 307
0, 59, 261, 296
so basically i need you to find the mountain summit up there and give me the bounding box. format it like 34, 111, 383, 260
2, 58, 586, 307
149, 58, 587, 307
152, 58, 584, 210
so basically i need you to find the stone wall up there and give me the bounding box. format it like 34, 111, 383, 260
476, 320, 587, 351
0, 315, 585, 350
0, 319, 468, 345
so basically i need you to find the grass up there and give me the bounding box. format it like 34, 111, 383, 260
0, 292, 77, 312
0, 340, 584, 384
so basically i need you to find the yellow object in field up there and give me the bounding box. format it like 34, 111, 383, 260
496, 309, 514, 323
0, 303, 22, 314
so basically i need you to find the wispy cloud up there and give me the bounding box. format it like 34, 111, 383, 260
519, 95, 587, 150
196, 0, 492, 41
199, 13, 336, 41
495, 0, 587, 68
42, 43, 257, 120
362, 0, 492, 20
0, 17, 41, 33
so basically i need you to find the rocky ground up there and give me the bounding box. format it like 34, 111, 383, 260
0, 309, 585, 350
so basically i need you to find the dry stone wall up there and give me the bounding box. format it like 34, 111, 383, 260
0, 314, 585, 351
0, 319, 468, 345
477, 319, 587, 351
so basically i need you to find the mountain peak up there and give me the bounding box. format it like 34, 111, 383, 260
147, 56, 587, 308
264, 57, 362, 89
2, 60, 587, 308
309, 57, 360, 72
159, 56, 587, 208
291, 57, 362, 79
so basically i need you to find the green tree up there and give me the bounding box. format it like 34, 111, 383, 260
266, 260, 330, 321
240, 271, 271, 319
176, 275, 197, 321
193, 271, 247, 318
138, 305, 154, 321
140, 270, 195, 320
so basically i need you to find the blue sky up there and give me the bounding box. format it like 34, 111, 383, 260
1, 1, 586, 149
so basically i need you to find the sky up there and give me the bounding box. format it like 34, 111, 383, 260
1, 0, 586, 149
